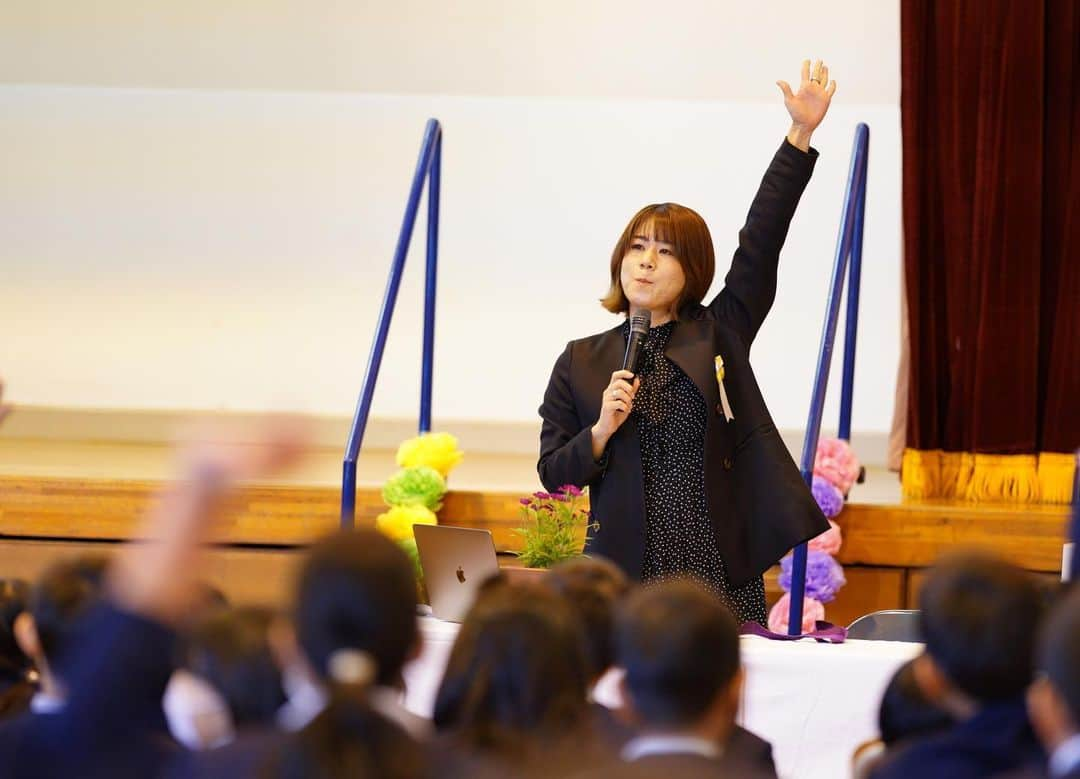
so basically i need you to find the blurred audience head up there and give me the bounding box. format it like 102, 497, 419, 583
1027, 585, 1080, 755
188, 581, 229, 616
616, 577, 741, 739
544, 556, 631, 683
261, 641, 424, 779
15, 555, 108, 688
914, 552, 1046, 717
292, 529, 419, 689
269, 701, 422, 779
878, 659, 953, 745
0, 579, 32, 682
432, 581, 589, 754
162, 581, 236, 749
0, 578, 34, 719
184, 605, 285, 730
264, 529, 425, 779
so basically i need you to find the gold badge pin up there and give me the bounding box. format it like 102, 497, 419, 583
714, 355, 734, 422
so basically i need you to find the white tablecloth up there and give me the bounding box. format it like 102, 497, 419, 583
402, 616, 921, 779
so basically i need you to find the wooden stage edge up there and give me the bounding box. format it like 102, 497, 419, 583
0, 474, 1071, 627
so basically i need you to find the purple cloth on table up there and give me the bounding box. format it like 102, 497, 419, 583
739, 620, 848, 644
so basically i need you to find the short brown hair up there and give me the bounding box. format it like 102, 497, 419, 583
919, 552, 1046, 701
432, 582, 588, 750
601, 203, 716, 318
543, 557, 630, 679
616, 577, 739, 726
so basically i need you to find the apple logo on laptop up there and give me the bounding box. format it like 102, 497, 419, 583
456, 566, 466, 584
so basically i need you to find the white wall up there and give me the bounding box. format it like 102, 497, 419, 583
0, 1, 902, 435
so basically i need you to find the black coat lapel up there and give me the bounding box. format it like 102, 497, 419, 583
597, 324, 627, 372
664, 318, 720, 406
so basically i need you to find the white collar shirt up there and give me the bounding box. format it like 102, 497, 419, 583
622, 734, 722, 762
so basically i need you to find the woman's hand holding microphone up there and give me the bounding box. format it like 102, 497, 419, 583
590, 369, 640, 461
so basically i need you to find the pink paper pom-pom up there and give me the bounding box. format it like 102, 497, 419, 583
808, 519, 843, 555
814, 438, 862, 496
768, 593, 826, 634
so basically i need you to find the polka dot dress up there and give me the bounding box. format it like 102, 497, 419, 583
629, 320, 767, 625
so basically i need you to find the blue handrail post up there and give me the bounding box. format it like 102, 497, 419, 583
788, 124, 869, 634
837, 144, 868, 442
341, 460, 357, 525
341, 119, 443, 528
420, 133, 441, 435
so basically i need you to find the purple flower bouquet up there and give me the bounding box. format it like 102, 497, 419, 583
779, 550, 847, 603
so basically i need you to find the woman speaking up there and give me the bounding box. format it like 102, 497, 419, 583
538, 61, 836, 624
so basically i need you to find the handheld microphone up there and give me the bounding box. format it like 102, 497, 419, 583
622, 312, 651, 375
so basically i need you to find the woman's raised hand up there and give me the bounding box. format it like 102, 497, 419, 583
590, 369, 641, 460
777, 59, 837, 151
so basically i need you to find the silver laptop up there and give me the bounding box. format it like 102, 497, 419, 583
414, 525, 501, 622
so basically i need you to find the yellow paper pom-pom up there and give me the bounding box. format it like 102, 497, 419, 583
396, 432, 464, 478
375, 504, 437, 543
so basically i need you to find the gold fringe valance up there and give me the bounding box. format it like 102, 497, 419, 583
901, 449, 1076, 504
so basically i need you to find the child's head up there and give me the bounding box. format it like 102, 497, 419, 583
616, 577, 741, 736
1028, 584, 1080, 751
432, 581, 589, 752
266, 531, 425, 779
293, 529, 418, 689
0, 578, 36, 718
0, 579, 32, 680
878, 659, 953, 745
602, 203, 715, 321
184, 605, 285, 729
16, 556, 108, 679
543, 557, 630, 682
916, 552, 1046, 710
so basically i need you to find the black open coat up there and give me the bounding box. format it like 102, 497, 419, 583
537, 139, 829, 587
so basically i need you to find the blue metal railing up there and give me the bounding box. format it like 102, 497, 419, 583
789, 124, 870, 634
341, 119, 443, 528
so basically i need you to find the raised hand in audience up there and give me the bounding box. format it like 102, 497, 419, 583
108, 417, 307, 625
3, 418, 308, 779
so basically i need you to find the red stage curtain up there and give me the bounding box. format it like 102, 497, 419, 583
901, 0, 1079, 503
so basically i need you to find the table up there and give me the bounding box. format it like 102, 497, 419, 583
402, 616, 921, 779
738, 634, 921, 778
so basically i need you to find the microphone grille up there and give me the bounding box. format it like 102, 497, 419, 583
629, 311, 651, 335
